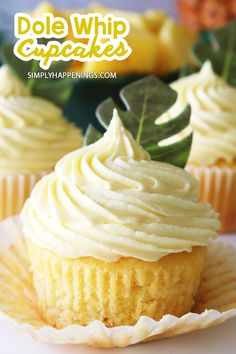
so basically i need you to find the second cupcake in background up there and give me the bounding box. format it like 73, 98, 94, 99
160, 61, 236, 233
0, 65, 83, 220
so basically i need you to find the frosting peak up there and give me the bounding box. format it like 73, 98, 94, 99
198, 60, 214, 77
22, 111, 219, 262
102, 109, 148, 160
161, 61, 236, 165
101, 109, 149, 160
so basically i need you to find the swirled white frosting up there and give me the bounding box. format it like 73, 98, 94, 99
160, 61, 236, 165
21, 110, 219, 262
0, 65, 82, 174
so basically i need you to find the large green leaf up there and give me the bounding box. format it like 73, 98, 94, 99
192, 20, 236, 85
64, 71, 178, 133
85, 75, 192, 168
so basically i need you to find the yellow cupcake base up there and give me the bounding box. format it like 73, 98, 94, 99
187, 163, 236, 233
27, 241, 206, 328
0, 172, 48, 220
0, 216, 236, 348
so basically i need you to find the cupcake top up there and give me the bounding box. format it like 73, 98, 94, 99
21, 110, 219, 262
0, 65, 82, 174
160, 61, 236, 166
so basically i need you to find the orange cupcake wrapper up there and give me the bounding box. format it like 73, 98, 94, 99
0, 216, 235, 348
186, 165, 236, 233
0, 172, 48, 221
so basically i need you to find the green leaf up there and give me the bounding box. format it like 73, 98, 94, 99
0, 41, 73, 106
32, 78, 73, 106
1, 42, 31, 83
84, 124, 103, 146
146, 134, 192, 168
192, 20, 236, 86
84, 75, 192, 168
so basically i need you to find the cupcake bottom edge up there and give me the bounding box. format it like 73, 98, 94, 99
27, 240, 206, 328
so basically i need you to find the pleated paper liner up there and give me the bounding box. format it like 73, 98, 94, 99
0, 172, 48, 221
0, 217, 236, 348
186, 164, 236, 233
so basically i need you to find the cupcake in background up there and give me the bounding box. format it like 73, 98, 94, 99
21, 111, 219, 328
0, 65, 83, 220
160, 61, 236, 233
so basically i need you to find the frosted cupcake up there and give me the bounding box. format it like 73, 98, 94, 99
21, 110, 219, 328
160, 61, 236, 233
0, 65, 82, 219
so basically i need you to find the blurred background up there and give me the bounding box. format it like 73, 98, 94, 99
0, 0, 177, 17
0, 0, 235, 129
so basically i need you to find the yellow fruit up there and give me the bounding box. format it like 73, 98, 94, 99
30, 2, 196, 75
82, 30, 157, 75
143, 9, 168, 33
155, 19, 196, 74
77, 5, 158, 74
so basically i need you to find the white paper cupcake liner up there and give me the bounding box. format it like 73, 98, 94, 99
0, 172, 48, 220
0, 216, 236, 348
186, 164, 236, 233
